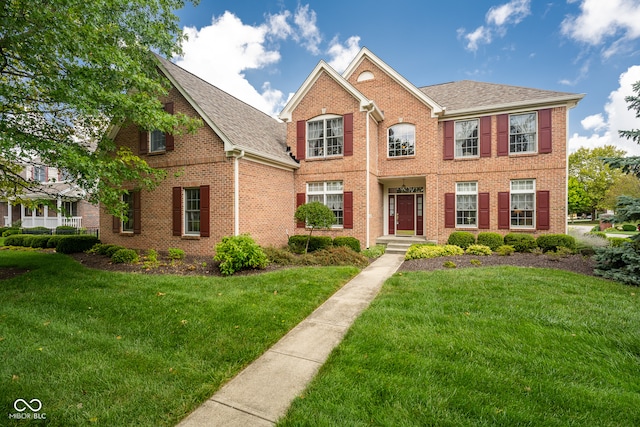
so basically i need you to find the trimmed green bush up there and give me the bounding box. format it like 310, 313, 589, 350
608, 237, 632, 247
622, 224, 637, 232
55, 225, 78, 235
477, 232, 504, 250
362, 245, 386, 259
465, 244, 492, 256
2, 228, 21, 237
288, 235, 333, 254
214, 234, 268, 276
536, 234, 576, 253
496, 245, 516, 256
111, 248, 139, 264
447, 231, 476, 249
55, 235, 100, 254
105, 245, 126, 257
405, 244, 464, 260
26, 235, 51, 248
4, 234, 28, 247
22, 226, 52, 235
504, 233, 537, 252
333, 236, 361, 252
168, 248, 186, 260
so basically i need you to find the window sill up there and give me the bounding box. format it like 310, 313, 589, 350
181, 235, 201, 240
147, 150, 167, 156
119, 232, 135, 237
508, 151, 538, 157
304, 155, 344, 162
453, 156, 480, 161
387, 155, 416, 160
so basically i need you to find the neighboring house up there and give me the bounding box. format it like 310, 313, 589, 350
1, 158, 99, 230
100, 48, 583, 255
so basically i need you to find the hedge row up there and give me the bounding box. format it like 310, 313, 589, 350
288, 235, 361, 254
4, 234, 100, 254
447, 231, 577, 253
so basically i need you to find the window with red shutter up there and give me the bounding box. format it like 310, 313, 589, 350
478, 192, 490, 229
343, 191, 353, 229
538, 109, 552, 154
480, 116, 492, 158
296, 121, 306, 160
172, 187, 182, 236
443, 121, 454, 160
200, 185, 210, 237
296, 192, 305, 228
133, 191, 141, 235
498, 191, 510, 229
445, 193, 455, 228
497, 114, 508, 156
343, 113, 353, 156
536, 190, 550, 230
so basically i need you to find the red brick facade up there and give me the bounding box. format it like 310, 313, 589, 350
101, 49, 582, 256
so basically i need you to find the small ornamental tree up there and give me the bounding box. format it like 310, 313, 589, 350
294, 202, 336, 253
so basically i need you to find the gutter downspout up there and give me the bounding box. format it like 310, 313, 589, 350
365, 108, 371, 249
234, 150, 245, 236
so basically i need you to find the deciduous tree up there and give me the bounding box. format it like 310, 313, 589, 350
0, 0, 201, 214
294, 202, 336, 253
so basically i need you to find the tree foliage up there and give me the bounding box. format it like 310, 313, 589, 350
567, 176, 593, 216
294, 202, 336, 253
0, 0, 201, 213
568, 145, 626, 215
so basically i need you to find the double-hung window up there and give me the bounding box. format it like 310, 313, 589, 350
388, 124, 415, 157
62, 201, 77, 217
456, 182, 477, 227
33, 165, 46, 182
149, 129, 166, 153
184, 188, 201, 235
511, 179, 535, 228
307, 116, 343, 158
510, 113, 537, 154
307, 181, 343, 226
455, 119, 479, 158
122, 193, 134, 232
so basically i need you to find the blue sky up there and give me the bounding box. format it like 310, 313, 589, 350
174, 0, 640, 155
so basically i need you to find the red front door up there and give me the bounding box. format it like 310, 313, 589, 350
396, 195, 414, 233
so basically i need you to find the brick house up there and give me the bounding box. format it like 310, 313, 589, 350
100, 48, 583, 255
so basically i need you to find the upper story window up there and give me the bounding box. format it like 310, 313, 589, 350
456, 182, 477, 227
307, 116, 343, 158
511, 179, 535, 228
510, 113, 537, 154
307, 181, 344, 226
388, 124, 415, 157
122, 193, 134, 232
455, 119, 479, 158
184, 188, 201, 235
33, 165, 46, 182
149, 130, 166, 153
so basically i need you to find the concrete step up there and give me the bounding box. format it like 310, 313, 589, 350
375, 236, 433, 255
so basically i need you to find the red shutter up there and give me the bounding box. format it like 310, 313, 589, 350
443, 121, 454, 160
172, 187, 182, 236
200, 185, 210, 237
538, 109, 552, 154
498, 191, 510, 229
139, 130, 148, 155
445, 193, 455, 228
296, 120, 306, 160
164, 102, 175, 151
343, 191, 353, 229
133, 191, 141, 234
480, 116, 492, 158
497, 114, 509, 156
112, 215, 120, 233
478, 192, 490, 229
536, 190, 550, 230
296, 192, 306, 228
343, 113, 353, 156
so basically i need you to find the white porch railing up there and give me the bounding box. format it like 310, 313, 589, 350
5, 216, 83, 229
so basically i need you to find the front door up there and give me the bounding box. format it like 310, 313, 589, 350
396, 195, 415, 235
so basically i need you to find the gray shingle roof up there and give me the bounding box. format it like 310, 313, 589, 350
154, 55, 297, 167
419, 80, 583, 115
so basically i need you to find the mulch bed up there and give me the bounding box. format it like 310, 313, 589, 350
1, 250, 596, 280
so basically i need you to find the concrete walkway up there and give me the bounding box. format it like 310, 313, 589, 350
177, 253, 406, 427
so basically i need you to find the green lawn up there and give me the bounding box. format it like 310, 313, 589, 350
279, 267, 640, 427
0, 249, 359, 426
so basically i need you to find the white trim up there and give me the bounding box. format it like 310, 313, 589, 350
441, 96, 584, 119
233, 150, 244, 236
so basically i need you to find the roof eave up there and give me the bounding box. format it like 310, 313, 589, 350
441, 94, 586, 118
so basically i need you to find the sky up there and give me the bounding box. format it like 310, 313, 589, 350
173, 0, 640, 156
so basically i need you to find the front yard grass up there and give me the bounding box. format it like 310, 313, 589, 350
279, 267, 640, 426
0, 249, 359, 426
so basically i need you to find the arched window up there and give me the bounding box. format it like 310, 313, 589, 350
388, 124, 415, 157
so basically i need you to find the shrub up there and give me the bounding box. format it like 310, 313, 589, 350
168, 248, 186, 261
288, 235, 333, 254
622, 224, 637, 232
496, 245, 515, 256
22, 226, 51, 235
546, 246, 574, 260
333, 236, 361, 252
504, 233, 537, 252
111, 248, 139, 264
361, 245, 386, 259
214, 234, 268, 276
588, 231, 607, 239
26, 235, 50, 248
470, 259, 482, 266
2, 228, 21, 237
55, 225, 77, 235
405, 244, 464, 260
536, 234, 576, 253
477, 232, 504, 250
104, 245, 126, 257
608, 237, 632, 247
447, 231, 476, 249
443, 261, 457, 268
308, 246, 369, 268
4, 234, 28, 247
263, 246, 300, 265
594, 241, 640, 286
55, 235, 100, 254
465, 244, 492, 256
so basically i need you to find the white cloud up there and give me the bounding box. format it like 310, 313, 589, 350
327, 36, 361, 73
569, 65, 640, 155
459, 0, 531, 52
561, 0, 640, 57
293, 4, 322, 55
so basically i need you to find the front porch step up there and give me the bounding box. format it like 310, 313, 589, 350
375, 236, 433, 255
